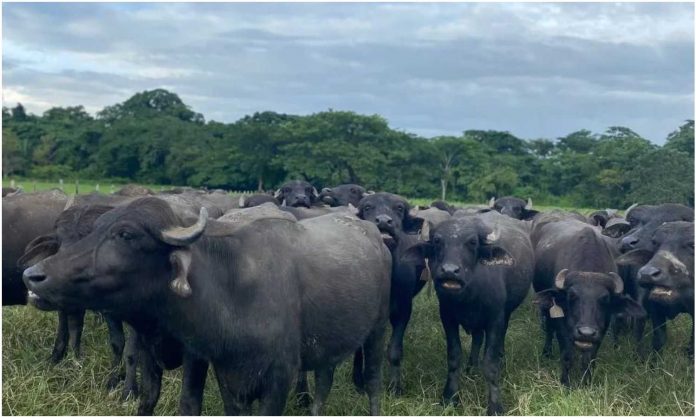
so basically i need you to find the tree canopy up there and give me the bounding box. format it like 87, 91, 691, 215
3, 89, 693, 207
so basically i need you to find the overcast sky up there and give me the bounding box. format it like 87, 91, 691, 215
3, 2, 694, 143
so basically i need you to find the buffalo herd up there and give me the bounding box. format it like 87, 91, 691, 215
3, 182, 693, 415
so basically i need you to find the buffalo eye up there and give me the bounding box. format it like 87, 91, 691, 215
432, 236, 442, 245
362, 204, 372, 212
283, 187, 291, 193
117, 230, 135, 241
467, 237, 478, 247
350, 188, 357, 194
395, 204, 404, 213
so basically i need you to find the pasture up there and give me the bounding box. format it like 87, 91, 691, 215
2, 181, 693, 415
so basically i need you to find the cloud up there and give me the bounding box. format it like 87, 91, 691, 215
2, 2, 693, 143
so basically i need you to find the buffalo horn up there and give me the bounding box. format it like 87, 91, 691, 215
160, 207, 208, 246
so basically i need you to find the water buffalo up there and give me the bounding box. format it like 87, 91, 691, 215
24, 197, 391, 415
618, 203, 693, 253
319, 184, 367, 207
401, 211, 533, 414
356, 192, 425, 395
617, 221, 694, 355
429, 200, 457, 215
3, 189, 70, 306
488, 196, 539, 220
274, 180, 321, 208
532, 219, 644, 386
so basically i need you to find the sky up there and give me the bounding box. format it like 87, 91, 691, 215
2, 2, 694, 144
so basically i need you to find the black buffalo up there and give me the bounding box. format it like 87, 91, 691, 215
319, 184, 367, 207
402, 211, 533, 414
488, 196, 539, 220
239, 193, 279, 208
356, 192, 425, 395
274, 180, 321, 208
532, 218, 644, 386
618, 203, 693, 253
24, 198, 391, 415
617, 221, 694, 355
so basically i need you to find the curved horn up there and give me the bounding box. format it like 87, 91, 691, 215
312, 187, 319, 198
419, 220, 430, 241
238, 195, 246, 207
555, 269, 569, 289
274, 188, 282, 199
159, 207, 208, 246
625, 202, 638, 218
63, 194, 76, 211
488, 196, 496, 208
526, 197, 533, 209
365, 190, 375, 195
281, 199, 287, 207
169, 249, 193, 297
608, 272, 624, 294
485, 228, 499, 244
321, 187, 332, 194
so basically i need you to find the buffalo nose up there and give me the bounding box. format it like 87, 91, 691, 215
375, 215, 393, 227
23, 264, 47, 285
441, 263, 461, 275
577, 326, 597, 338
621, 236, 639, 251
638, 265, 662, 285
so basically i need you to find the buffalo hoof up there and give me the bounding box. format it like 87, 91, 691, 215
487, 402, 504, 416
542, 346, 553, 359
121, 384, 138, 401
106, 371, 125, 391
388, 380, 404, 396
440, 392, 460, 408
49, 348, 67, 365
296, 392, 312, 409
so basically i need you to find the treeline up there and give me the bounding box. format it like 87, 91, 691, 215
2, 89, 693, 207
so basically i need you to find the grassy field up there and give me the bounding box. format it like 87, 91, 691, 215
2, 179, 691, 415
2, 291, 693, 415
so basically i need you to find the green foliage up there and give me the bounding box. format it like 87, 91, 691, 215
2, 90, 692, 207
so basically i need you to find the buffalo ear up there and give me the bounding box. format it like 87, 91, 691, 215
533, 289, 562, 311
615, 249, 653, 267
169, 249, 193, 298
603, 218, 631, 237
521, 209, 540, 220
479, 245, 514, 266
613, 294, 646, 319
403, 212, 425, 235
400, 242, 433, 269
18, 235, 60, 269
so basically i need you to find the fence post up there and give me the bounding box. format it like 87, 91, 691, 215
10, 179, 15, 188
75, 179, 79, 195
33, 181, 36, 192
110, 184, 115, 194
95, 183, 100, 192
59, 179, 64, 191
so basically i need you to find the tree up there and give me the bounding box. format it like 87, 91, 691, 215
665, 120, 694, 157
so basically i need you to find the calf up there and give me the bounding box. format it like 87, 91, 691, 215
533, 219, 644, 386
617, 221, 694, 355
356, 192, 425, 395
402, 211, 533, 414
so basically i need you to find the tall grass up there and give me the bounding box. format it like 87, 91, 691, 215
3, 291, 693, 415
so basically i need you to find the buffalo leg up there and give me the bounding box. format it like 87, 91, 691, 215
137, 339, 163, 415
440, 304, 462, 405
650, 310, 668, 354
362, 323, 386, 416
50, 310, 70, 364
122, 327, 139, 400
310, 366, 335, 416
295, 372, 311, 408
258, 363, 294, 416
579, 345, 599, 386
352, 347, 365, 393
179, 353, 208, 415
482, 318, 505, 415
67, 310, 86, 359
556, 322, 573, 387
387, 298, 413, 395
105, 316, 126, 390
541, 313, 555, 358
467, 329, 483, 372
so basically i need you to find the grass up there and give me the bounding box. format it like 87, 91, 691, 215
2, 180, 691, 414
3, 291, 693, 415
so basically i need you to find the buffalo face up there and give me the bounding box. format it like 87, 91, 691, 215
535, 270, 644, 351
319, 184, 366, 207
274, 180, 319, 208
402, 218, 511, 294
22, 198, 207, 313
357, 192, 423, 249
490, 196, 538, 220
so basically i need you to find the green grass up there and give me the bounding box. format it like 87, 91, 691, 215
3, 291, 693, 415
